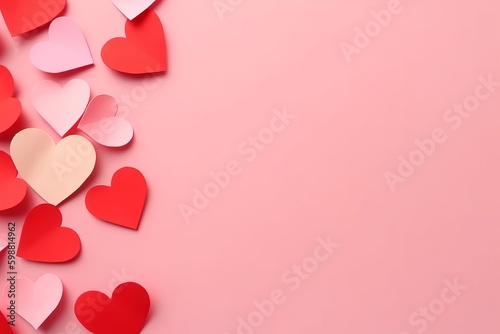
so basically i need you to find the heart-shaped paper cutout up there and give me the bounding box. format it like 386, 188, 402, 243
75, 282, 150, 334
78, 95, 134, 147
101, 10, 167, 74
0, 311, 13, 334
111, 0, 156, 20
32, 79, 91, 137
0, 151, 27, 211
0, 0, 66, 36
17, 204, 81, 262
0, 65, 14, 99
30, 17, 94, 73
10, 128, 96, 205
17, 274, 63, 329
86, 167, 147, 230
0, 65, 22, 134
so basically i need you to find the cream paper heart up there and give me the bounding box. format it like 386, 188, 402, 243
10, 128, 96, 205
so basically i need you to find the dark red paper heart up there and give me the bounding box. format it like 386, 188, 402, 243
0, 65, 22, 134
0, 311, 14, 334
101, 9, 167, 74
85, 167, 147, 230
0, 151, 26, 211
0, 0, 66, 36
17, 204, 81, 263
75, 282, 150, 334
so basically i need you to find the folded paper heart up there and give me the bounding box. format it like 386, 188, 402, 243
30, 16, 94, 73
111, 0, 156, 20
32, 78, 91, 137
17, 274, 63, 329
10, 128, 96, 206
75, 282, 150, 334
0, 151, 27, 211
86, 167, 147, 230
0, 0, 66, 36
17, 204, 81, 262
0, 311, 13, 333
0, 65, 22, 135
78, 95, 134, 147
102, 9, 167, 74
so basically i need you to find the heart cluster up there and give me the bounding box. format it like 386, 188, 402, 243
0, 1, 163, 333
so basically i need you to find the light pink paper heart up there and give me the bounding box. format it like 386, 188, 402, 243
17, 274, 63, 330
32, 79, 91, 137
78, 95, 134, 147
29, 17, 94, 73
111, 0, 156, 20
10, 129, 96, 205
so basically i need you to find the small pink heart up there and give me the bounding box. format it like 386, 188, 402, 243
17, 274, 63, 330
32, 79, 90, 137
78, 95, 134, 147
29, 17, 94, 73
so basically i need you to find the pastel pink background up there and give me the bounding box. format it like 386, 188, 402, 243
1, 0, 500, 333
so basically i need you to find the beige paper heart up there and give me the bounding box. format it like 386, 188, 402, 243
10, 128, 96, 205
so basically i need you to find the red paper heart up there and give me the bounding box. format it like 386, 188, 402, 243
0, 65, 14, 99
17, 204, 81, 263
0, 66, 22, 134
0, 0, 66, 36
75, 282, 150, 334
0, 151, 27, 211
101, 10, 167, 74
86, 167, 147, 230
0, 311, 14, 334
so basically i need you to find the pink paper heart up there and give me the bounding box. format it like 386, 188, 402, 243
78, 95, 134, 147
32, 79, 90, 137
29, 17, 94, 73
17, 274, 63, 330
111, 0, 156, 20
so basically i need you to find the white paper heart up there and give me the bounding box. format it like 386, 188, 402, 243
111, 0, 156, 20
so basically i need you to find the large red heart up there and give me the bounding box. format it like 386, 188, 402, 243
75, 282, 150, 334
85, 167, 147, 230
0, 311, 14, 334
0, 0, 66, 36
101, 9, 167, 74
17, 204, 81, 263
0, 65, 22, 134
0, 151, 27, 211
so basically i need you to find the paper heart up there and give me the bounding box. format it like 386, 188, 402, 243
111, 0, 156, 20
32, 79, 91, 137
0, 65, 22, 134
75, 282, 150, 334
0, 311, 13, 334
78, 95, 134, 147
0, 151, 27, 211
101, 10, 167, 74
30, 17, 94, 73
17, 274, 63, 329
10, 128, 96, 205
86, 167, 147, 230
0, 65, 14, 99
17, 204, 81, 262
0, 0, 66, 36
